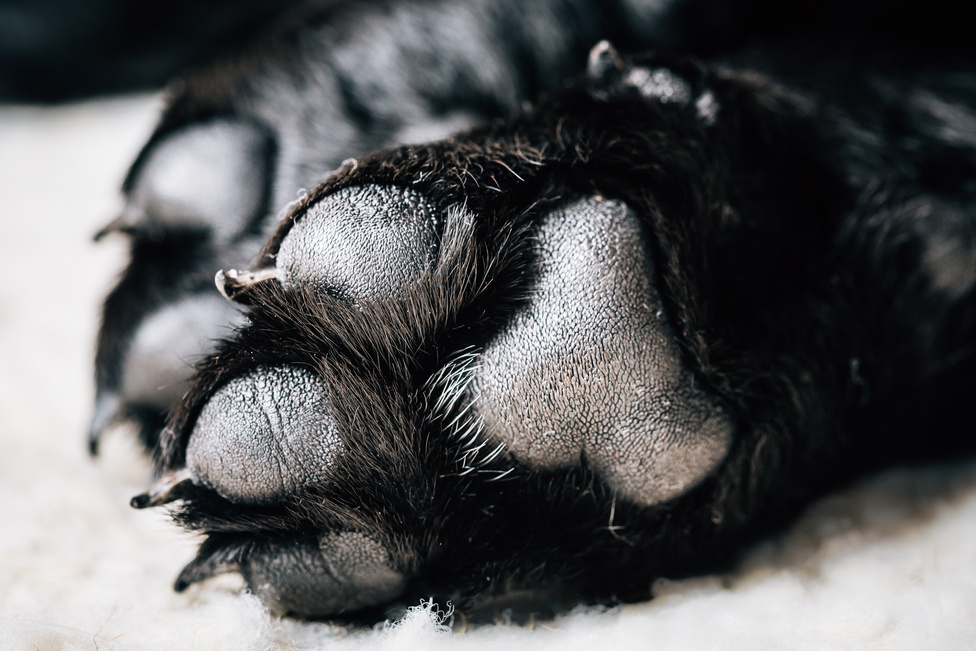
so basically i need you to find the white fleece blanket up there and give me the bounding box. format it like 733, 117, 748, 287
1, 96, 975, 651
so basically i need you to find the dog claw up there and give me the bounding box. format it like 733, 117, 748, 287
88, 392, 122, 456
174, 539, 246, 591
93, 207, 144, 241
586, 40, 625, 81
130, 468, 195, 509
215, 268, 279, 302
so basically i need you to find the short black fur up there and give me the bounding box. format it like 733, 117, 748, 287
132, 49, 976, 616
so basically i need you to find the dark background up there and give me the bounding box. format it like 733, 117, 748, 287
1, 0, 973, 103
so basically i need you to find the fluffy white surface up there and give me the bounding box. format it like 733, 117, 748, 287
1, 96, 975, 651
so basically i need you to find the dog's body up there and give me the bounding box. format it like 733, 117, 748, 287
91, 0, 976, 620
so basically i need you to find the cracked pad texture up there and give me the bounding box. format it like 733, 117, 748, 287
277, 184, 441, 302
186, 365, 343, 504
470, 196, 733, 506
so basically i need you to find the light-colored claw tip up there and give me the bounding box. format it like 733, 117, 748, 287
131, 468, 194, 509
94, 206, 144, 241
215, 267, 279, 302
587, 40, 624, 81
215, 269, 233, 300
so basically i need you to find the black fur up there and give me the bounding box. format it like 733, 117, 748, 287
87, 0, 976, 623
135, 49, 976, 616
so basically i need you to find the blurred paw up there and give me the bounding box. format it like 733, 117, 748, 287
90, 119, 272, 452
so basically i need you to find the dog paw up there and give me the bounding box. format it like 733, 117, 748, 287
129, 64, 749, 618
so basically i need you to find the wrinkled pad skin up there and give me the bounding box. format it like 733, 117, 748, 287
277, 185, 441, 303
186, 366, 343, 504
471, 196, 732, 506
274, 187, 733, 506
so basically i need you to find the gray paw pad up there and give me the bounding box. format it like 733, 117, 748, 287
124, 119, 270, 239
277, 184, 441, 302
121, 294, 247, 410
470, 196, 733, 506
186, 365, 343, 504
242, 532, 405, 617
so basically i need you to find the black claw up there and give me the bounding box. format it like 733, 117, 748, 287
130, 468, 195, 509
130, 493, 152, 509
175, 536, 248, 591
173, 577, 191, 593
88, 392, 122, 456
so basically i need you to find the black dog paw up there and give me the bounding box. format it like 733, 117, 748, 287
127, 55, 796, 619
124, 43, 976, 620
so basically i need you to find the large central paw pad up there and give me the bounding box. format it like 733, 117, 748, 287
471, 196, 732, 506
